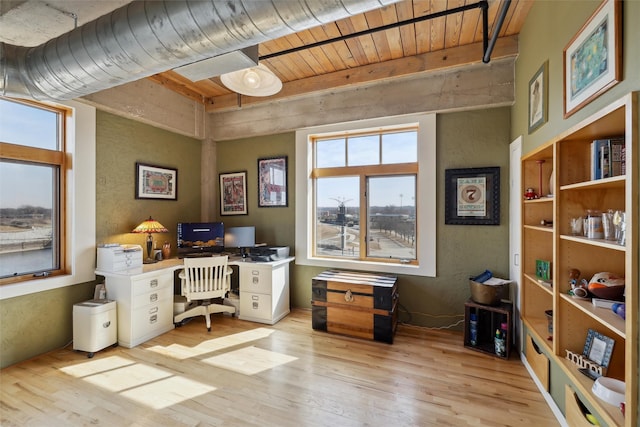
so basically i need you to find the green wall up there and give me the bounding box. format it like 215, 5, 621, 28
0, 111, 202, 368
215, 133, 295, 248
513, 0, 640, 420
512, 0, 640, 152
0, 282, 95, 368
217, 108, 512, 327
95, 111, 202, 253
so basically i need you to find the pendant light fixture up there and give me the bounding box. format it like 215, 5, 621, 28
220, 63, 282, 97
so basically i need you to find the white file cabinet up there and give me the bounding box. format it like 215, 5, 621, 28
97, 261, 179, 348
238, 258, 292, 325
73, 299, 117, 357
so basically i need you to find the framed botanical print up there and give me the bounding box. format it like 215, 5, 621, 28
219, 171, 248, 215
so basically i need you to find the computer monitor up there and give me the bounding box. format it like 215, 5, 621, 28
224, 226, 256, 258
177, 222, 225, 256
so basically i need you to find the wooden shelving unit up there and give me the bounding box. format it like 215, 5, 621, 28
521, 93, 637, 427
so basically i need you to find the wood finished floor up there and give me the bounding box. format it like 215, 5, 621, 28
1, 309, 558, 427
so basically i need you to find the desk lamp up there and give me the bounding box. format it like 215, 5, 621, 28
132, 216, 168, 264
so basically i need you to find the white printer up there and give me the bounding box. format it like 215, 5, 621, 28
96, 244, 143, 272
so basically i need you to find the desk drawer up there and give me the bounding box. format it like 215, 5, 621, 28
131, 301, 173, 339
131, 273, 172, 297
132, 286, 172, 309
240, 266, 272, 294
240, 292, 272, 321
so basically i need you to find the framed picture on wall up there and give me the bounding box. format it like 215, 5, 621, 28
135, 162, 178, 200
563, 0, 621, 118
258, 156, 288, 207
444, 167, 500, 225
528, 60, 548, 134
220, 171, 248, 215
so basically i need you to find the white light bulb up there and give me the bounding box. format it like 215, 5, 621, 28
243, 70, 261, 88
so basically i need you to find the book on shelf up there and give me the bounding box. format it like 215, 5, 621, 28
591, 137, 624, 180
611, 139, 624, 176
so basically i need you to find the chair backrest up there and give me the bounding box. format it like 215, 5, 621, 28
181, 256, 230, 302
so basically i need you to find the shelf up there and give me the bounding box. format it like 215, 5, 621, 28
524, 224, 553, 233
557, 357, 625, 427
524, 273, 553, 295
560, 235, 626, 251
524, 197, 554, 204
521, 93, 636, 427
559, 294, 625, 339
560, 175, 625, 191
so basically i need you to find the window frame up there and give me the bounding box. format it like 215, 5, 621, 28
296, 113, 436, 277
0, 98, 96, 297
0, 99, 67, 282
312, 149, 418, 264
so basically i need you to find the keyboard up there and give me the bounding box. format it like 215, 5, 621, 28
180, 253, 215, 258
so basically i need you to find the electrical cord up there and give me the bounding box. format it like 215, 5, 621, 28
398, 302, 464, 330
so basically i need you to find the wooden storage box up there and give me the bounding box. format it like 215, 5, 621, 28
565, 385, 600, 427
525, 334, 550, 391
311, 270, 398, 343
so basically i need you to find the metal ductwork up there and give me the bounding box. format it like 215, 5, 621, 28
0, 0, 397, 101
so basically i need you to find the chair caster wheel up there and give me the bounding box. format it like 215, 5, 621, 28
87, 352, 94, 358
207, 327, 211, 332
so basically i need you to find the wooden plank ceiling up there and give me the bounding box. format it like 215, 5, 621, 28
148, 0, 532, 112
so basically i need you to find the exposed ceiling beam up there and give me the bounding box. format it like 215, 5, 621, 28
205, 35, 518, 113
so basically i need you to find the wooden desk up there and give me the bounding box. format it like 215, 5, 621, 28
96, 256, 294, 347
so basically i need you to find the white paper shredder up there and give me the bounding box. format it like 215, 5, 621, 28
73, 299, 117, 358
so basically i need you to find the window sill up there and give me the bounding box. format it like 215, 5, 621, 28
297, 255, 433, 277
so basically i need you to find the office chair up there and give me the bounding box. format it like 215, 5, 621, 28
174, 256, 235, 331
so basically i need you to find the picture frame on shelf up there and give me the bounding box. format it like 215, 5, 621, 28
528, 60, 548, 134
583, 329, 615, 368
444, 167, 500, 225
135, 162, 177, 200
563, 0, 621, 118
257, 156, 288, 207
535, 259, 552, 281
219, 171, 248, 215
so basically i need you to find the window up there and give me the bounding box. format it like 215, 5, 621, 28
313, 130, 418, 262
0, 97, 96, 294
0, 98, 66, 281
296, 114, 436, 277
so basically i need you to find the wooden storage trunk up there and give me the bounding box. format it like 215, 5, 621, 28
311, 270, 398, 343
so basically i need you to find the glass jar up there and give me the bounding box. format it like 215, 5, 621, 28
585, 209, 603, 239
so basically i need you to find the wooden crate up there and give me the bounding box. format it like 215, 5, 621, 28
311, 270, 398, 343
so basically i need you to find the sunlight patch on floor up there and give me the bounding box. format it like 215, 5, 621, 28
121, 375, 215, 409
59, 355, 215, 409
148, 327, 276, 360
59, 355, 135, 378
203, 345, 297, 375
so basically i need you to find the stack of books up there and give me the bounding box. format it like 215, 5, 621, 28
590, 137, 625, 180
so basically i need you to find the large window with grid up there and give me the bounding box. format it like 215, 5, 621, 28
314, 129, 418, 263
0, 97, 67, 282
296, 114, 436, 277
